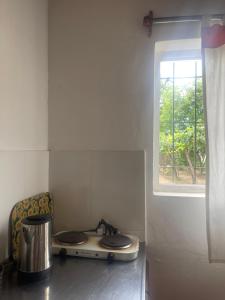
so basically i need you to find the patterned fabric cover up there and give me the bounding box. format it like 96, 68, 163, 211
10, 192, 53, 261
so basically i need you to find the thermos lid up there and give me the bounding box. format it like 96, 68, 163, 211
22, 214, 51, 225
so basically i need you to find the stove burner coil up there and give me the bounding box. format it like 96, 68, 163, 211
55, 231, 88, 245
99, 234, 133, 250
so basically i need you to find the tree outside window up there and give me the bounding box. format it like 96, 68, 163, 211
159, 59, 206, 186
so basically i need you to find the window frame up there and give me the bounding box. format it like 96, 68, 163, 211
153, 48, 206, 194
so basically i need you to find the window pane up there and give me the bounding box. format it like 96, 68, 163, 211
174, 60, 195, 78
174, 124, 196, 184
160, 122, 173, 135
197, 60, 202, 76
160, 61, 173, 78
174, 78, 195, 91
196, 168, 206, 185
174, 78, 195, 123
196, 78, 204, 123
157, 55, 206, 190
196, 125, 206, 168
159, 123, 173, 166
160, 79, 173, 122
174, 123, 195, 164
159, 167, 173, 185
174, 167, 194, 184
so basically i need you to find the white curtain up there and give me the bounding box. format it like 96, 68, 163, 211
203, 23, 225, 262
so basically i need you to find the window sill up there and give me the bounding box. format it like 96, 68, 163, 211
153, 191, 205, 198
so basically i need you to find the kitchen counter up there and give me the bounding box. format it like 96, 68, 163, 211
0, 243, 146, 300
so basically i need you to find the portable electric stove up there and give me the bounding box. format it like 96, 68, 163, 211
52, 219, 139, 262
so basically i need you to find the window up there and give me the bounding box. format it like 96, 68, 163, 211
154, 40, 206, 194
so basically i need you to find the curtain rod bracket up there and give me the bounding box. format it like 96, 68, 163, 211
143, 11, 153, 37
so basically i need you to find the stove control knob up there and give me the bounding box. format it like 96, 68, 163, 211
59, 248, 67, 256
107, 252, 115, 263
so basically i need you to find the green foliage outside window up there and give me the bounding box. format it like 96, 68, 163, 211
159, 65, 206, 185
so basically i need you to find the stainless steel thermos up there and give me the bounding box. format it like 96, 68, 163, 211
18, 215, 52, 279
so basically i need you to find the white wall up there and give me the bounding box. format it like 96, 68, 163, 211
50, 151, 145, 239
49, 1, 225, 299
0, 0, 49, 261
49, 0, 150, 237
